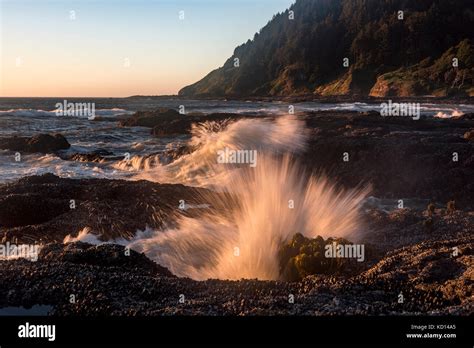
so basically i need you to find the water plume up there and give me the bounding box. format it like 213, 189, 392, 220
127, 154, 368, 280
97, 115, 369, 280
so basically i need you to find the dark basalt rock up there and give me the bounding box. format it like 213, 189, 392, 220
0, 173, 223, 243
0, 229, 471, 315
150, 112, 256, 137
58, 149, 117, 163
457, 113, 474, 121
0, 194, 70, 228
300, 111, 474, 209
119, 108, 257, 136
151, 120, 192, 137
39, 242, 175, 277
0, 133, 70, 153
119, 108, 181, 128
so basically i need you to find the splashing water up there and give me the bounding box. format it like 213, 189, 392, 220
127, 115, 309, 188
66, 115, 369, 280
434, 109, 464, 118
127, 155, 368, 280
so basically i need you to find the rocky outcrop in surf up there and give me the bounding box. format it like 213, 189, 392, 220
0, 134, 70, 154
119, 108, 257, 136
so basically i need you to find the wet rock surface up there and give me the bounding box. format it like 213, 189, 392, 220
301, 111, 474, 209
0, 223, 471, 315
0, 174, 223, 243
118, 108, 181, 128
119, 108, 257, 136
58, 149, 118, 163
0, 133, 70, 154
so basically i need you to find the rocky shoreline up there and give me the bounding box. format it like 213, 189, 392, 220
0, 227, 471, 315
0, 110, 472, 315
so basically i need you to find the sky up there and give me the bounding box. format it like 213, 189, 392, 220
0, 0, 294, 97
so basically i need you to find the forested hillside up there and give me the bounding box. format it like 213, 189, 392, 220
179, 0, 474, 97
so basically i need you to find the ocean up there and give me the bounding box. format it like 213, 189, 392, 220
1, 97, 473, 184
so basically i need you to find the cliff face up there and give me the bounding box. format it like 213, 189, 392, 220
179, 0, 474, 98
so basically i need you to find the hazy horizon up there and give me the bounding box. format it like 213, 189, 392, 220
0, 0, 294, 98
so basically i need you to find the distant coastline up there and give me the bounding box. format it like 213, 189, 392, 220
124, 94, 474, 105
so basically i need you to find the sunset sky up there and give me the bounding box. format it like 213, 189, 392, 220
0, 0, 293, 97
